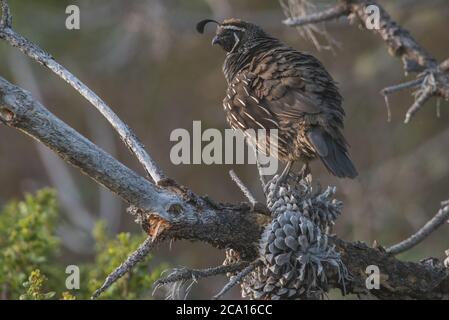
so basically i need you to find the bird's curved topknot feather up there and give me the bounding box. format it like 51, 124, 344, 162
196, 19, 220, 34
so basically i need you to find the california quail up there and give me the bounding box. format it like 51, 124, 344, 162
197, 18, 358, 179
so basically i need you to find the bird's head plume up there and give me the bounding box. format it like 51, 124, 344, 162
196, 18, 269, 54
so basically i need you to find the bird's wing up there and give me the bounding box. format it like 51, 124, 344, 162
246, 48, 345, 124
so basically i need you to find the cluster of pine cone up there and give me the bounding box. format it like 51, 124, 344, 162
225, 175, 349, 300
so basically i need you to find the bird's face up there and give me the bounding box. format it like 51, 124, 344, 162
197, 18, 264, 54
212, 24, 245, 53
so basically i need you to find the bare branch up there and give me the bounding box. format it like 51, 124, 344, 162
7, 51, 96, 235
347, 0, 437, 72
280, 0, 342, 51
404, 86, 435, 124
154, 262, 249, 287
229, 170, 257, 206
256, 159, 268, 191
332, 238, 449, 299
0, 77, 157, 207
282, 0, 449, 122
387, 202, 449, 255
381, 78, 423, 96
0, 6, 165, 183
213, 263, 257, 300
92, 237, 155, 299
0, 76, 264, 253
229, 169, 270, 215
283, 4, 347, 27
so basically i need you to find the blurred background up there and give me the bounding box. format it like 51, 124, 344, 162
0, 0, 448, 299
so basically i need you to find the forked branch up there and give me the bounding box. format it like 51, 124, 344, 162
281, 0, 449, 123
0, 0, 165, 183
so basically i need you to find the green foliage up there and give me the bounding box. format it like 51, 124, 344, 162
19, 269, 55, 300
0, 189, 166, 300
60, 291, 76, 300
0, 189, 59, 298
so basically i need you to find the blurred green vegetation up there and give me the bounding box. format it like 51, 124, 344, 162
0, 189, 165, 300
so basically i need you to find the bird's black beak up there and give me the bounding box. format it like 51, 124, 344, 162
212, 35, 221, 46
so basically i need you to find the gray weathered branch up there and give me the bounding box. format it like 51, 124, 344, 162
92, 237, 156, 299
331, 238, 449, 300
283, 4, 348, 26
281, 0, 449, 123
1, 76, 449, 299
387, 202, 449, 255
0, 0, 164, 183
0, 76, 263, 256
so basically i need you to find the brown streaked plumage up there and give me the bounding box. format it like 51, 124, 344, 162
197, 18, 357, 179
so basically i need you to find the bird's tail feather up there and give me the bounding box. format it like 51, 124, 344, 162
319, 135, 358, 179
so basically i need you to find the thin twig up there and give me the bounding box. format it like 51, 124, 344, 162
229, 169, 270, 214
92, 237, 155, 299
381, 78, 424, 96
0, 1, 165, 183
229, 170, 257, 206
256, 159, 267, 192
382, 95, 392, 122
212, 262, 257, 300
283, 4, 348, 27
404, 86, 434, 124
387, 202, 449, 255
380, 78, 424, 122
154, 262, 249, 287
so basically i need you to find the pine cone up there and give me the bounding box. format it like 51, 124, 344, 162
240, 210, 348, 300
266, 174, 342, 231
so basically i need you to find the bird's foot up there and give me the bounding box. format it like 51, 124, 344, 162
298, 163, 311, 181
263, 161, 293, 196
263, 174, 276, 194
